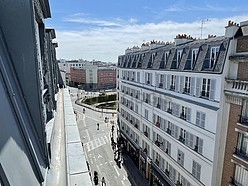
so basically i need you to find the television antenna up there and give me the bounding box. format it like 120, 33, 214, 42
200, 19, 211, 39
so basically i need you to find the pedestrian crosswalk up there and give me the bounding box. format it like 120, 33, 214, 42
84, 135, 109, 152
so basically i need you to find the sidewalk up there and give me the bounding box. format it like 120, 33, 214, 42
122, 154, 150, 186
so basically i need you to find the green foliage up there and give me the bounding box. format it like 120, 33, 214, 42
81, 94, 117, 105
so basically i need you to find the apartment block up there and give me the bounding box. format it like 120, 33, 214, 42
117, 20, 248, 186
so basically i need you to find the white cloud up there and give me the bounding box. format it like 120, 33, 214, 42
54, 15, 248, 63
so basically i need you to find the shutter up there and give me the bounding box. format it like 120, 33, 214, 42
186, 108, 191, 122
196, 111, 200, 126
145, 72, 148, 83
176, 104, 180, 116
163, 74, 167, 89
172, 103, 175, 115
153, 95, 156, 106
153, 114, 155, 124
150, 73, 153, 85
201, 113, 206, 128
190, 77, 195, 95
198, 138, 203, 154
209, 79, 216, 101
175, 125, 179, 139
190, 133, 194, 148
156, 74, 160, 87
175, 76, 180, 92
166, 74, 171, 89
179, 76, 184, 93
195, 77, 201, 97
185, 132, 190, 146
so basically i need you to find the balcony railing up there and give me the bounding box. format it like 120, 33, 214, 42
156, 104, 160, 109
166, 128, 171, 135
158, 83, 163, 88
183, 87, 190, 94
155, 122, 160, 128
178, 136, 185, 144
167, 108, 172, 114
234, 147, 248, 162
170, 85, 175, 91
225, 78, 248, 95
180, 113, 186, 120
144, 131, 148, 138
201, 91, 209, 98
239, 115, 248, 126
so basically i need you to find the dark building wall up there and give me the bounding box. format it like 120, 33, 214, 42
0, 0, 57, 185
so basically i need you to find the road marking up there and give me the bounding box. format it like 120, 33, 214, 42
121, 180, 125, 185
105, 162, 108, 164
100, 163, 103, 166
114, 165, 120, 176
98, 154, 102, 158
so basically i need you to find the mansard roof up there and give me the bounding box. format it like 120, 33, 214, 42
118, 36, 230, 74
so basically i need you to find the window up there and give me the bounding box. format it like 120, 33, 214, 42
192, 161, 201, 180
201, 78, 210, 98
164, 51, 169, 66
171, 123, 179, 139
210, 46, 219, 69
177, 149, 184, 166
169, 164, 177, 183
234, 164, 248, 186
191, 49, 198, 69
184, 77, 191, 94
177, 50, 183, 67
170, 75, 175, 90
166, 141, 171, 155
145, 72, 152, 85
159, 74, 164, 88
196, 111, 206, 128
181, 176, 191, 186
236, 133, 248, 157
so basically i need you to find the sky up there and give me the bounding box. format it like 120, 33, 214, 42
46, 0, 248, 63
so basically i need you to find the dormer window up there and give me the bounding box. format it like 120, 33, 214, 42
210, 46, 219, 68
164, 51, 169, 66
177, 50, 183, 67
191, 49, 199, 69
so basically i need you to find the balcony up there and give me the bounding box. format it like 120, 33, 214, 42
127, 77, 129, 80
183, 87, 190, 94
180, 113, 186, 120
166, 128, 171, 135
167, 108, 172, 114
170, 85, 175, 91
130, 119, 133, 124
156, 104, 160, 109
201, 91, 209, 98
134, 123, 139, 129
130, 93, 133, 96
147, 80, 150, 85
234, 147, 248, 162
155, 122, 160, 128
135, 95, 139, 99
132, 78, 134, 81
145, 99, 148, 103
225, 78, 248, 95
130, 106, 133, 110
178, 136, 185, 144
144, 131, 148, 138
158, 83, 163, 88
155, 140, 163, 147
239, 115, 248, 126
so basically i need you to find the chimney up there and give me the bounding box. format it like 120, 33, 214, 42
174, 34, 194, 45
225, 20, 239, 37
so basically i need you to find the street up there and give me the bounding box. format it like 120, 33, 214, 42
69, 87, 132, 186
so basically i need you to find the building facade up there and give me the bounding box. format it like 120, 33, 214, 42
221, 21, 248, 186
117, 21, 248, 186
69, 65, 116, 91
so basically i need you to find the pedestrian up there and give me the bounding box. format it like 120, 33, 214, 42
101, 177, 106, 186
97, 123, 99, 130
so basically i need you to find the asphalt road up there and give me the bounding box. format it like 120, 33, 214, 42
69, 87, 132, 186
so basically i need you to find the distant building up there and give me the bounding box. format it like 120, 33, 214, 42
70, 65, 116, 91
117, 20, 248, 186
